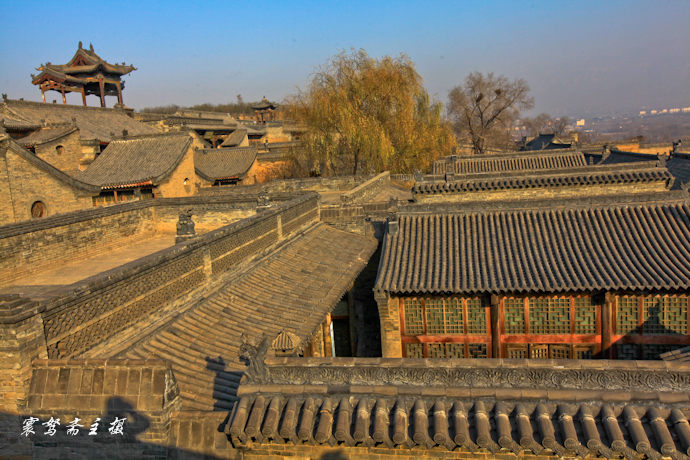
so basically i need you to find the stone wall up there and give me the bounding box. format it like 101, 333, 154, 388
0, 194, 296, 284
37, 193, 319, 360
0, 203, 157, 284
0, 194, 320, 416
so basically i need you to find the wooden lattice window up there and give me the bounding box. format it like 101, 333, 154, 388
401, 297, 490, 358
504, 298, 525, 334
616, 297, 639, 334
643, 297, 689, 335
529, 297, 570, 334
574, 298, 597, 334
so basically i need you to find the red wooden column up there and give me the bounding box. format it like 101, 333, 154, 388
491, 294, 501, 358
116, 82, 123, 104
602, 293, 614, 359
98, 78, 105, 107
61, 87, 66, 104
81, 87, 87, 106
41, 88, 46, 103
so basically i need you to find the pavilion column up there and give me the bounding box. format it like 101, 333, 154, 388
116, 82, 123, 104
81, 87, 87, 106
98, 78, 105, 107
41, 89, 46, 103
61, 87, 66, 104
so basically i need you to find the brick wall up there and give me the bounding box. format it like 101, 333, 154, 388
0, 359, 182, 459
0, 194, 292, 284
0, 204, 157, 284
157, 135, 212, 198
4, 142, 94, 222
34, 130, 82, 173
200, 175, 372, 196
340, 171, 391, 204
0, 151, 14, 222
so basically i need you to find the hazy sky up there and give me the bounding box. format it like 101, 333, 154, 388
1, 0, 688, 118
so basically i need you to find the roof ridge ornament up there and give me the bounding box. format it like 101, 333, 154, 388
657, 153, 667, 168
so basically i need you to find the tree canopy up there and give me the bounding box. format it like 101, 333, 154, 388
447, 72, 534, 155
522, 113, 570, 137
285, 49, 454, 176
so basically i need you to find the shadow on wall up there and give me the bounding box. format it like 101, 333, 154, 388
600, 301, 689, 359
1, 397, 230, 459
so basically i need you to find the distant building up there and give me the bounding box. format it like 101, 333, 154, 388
250, 97, 279, 124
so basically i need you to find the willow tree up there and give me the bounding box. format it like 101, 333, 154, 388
285, 49, 454, 176
448, 72, 534, 155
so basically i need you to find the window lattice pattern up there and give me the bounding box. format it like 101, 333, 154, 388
505, 299, 526, 334
508, 346, 527, 359
530, 298, 570, 334
574, 346, 595, 359
405, 343, 423, 358
404, 299, 424, 335
427, 343, 445, 358
643, 297, 688, 335
468, 343, 488, 358
550, 345, 570, 360
530, 345, 549, 359
642, 344, 683, 360
616, 343, 639, 360
444, 299, 464, 335
425, 299, 445, 335
616, 297, 639, 334
447, 343, 465, 358
574, 298, 597, 334
466, 298, 487, 334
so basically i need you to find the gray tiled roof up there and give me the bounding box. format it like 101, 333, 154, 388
194, 146, 257, 181
375, 198, 690, 294
1, 99, 157, 142
229, 395, 690, 457
79, 133, 192, 188
432, 150, 585, 175
220, 129, 247, 147
414, 163, 673, 195
16, 126, 78, 146
121, 224, 377, 410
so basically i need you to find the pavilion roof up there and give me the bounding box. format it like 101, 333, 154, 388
31, 42, 136, 86
250, 97, 279, 110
